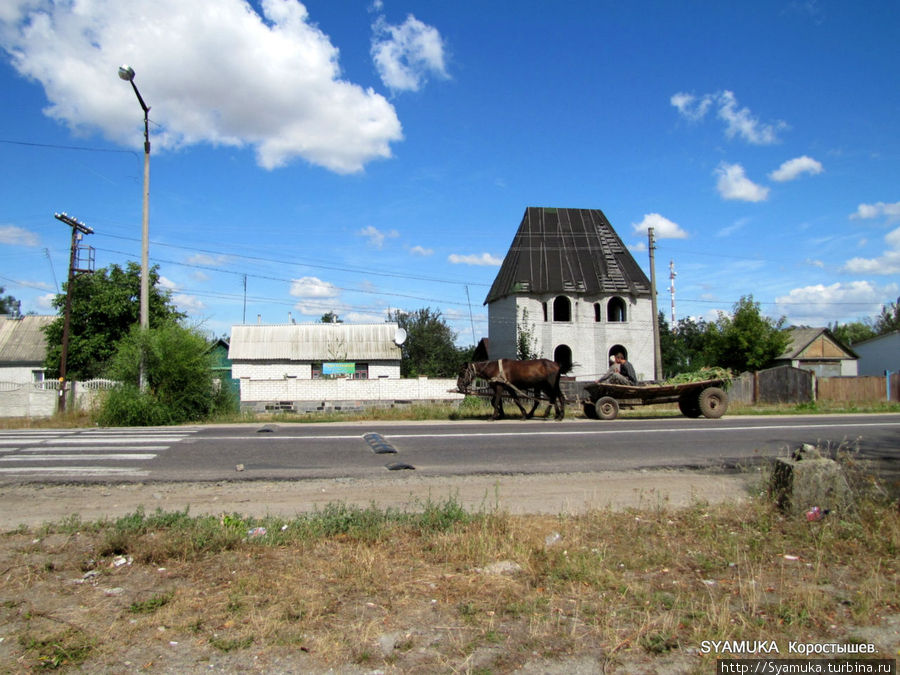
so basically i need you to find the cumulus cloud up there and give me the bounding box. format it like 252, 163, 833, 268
849, 201, 900, 222
769, 156, 824, 182
173, 293, 206, 312
358, 225, 399, 248
448, 253, 502, 266
409, 245, 434, 256
671, 90, 786, 145
35, 293, 56, 310
157, 276, 179, 291
632, 213, 688, 239
371, 13, 448, 92
289, 276, 340, 298
0, 225, 39, 246
715, 163, 769, 202
775, 280, 899, 325
842, 226, 900, 275
0, 0, 403, 173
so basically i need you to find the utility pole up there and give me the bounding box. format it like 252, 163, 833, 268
648, 228, 662, 381
669, 259, 677, 327
55, 213, 94, 414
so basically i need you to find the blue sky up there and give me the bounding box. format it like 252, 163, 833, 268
1, 0, 898, 345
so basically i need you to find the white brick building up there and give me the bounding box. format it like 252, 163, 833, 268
486, 208, 656, 381
228, 322, 462, 411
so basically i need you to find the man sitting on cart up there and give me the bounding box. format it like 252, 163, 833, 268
597, 352, 638, 385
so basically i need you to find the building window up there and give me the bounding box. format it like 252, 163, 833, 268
32, 370, 45, 383
311, 362, 322, 379
607, 297, 626, 322
352, 363, 369, 380
553, 296, 571, 322
554, 344, 573, 373
594, 303, 602, 322
542, 302, 548, 322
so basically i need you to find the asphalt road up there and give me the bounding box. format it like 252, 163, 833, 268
1, 414, 897, 484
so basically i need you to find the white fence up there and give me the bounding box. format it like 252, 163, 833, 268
0, 379, 116, 418
239, 376, 464, 413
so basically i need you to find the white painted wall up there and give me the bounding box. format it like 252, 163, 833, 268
488, 293, 655, 380
238, 377, 462, 405
231, 360, 401, 381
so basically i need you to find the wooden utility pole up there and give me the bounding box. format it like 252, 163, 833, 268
648, 228, 663, 381
55, 213, 94, 413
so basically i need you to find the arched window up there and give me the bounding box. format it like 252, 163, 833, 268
554, 344, 573, 374
607, 297, 626, 322
609, 344, 627, 361
594, 303, 602, 322
553, 296, 571, 322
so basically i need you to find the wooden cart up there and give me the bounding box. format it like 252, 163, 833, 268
581, 378, 728, 420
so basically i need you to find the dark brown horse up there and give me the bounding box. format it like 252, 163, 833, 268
457, 359, 566, 420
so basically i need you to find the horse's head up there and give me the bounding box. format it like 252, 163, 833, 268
457, 362, 477, 393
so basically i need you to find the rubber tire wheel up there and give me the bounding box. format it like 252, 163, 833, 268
678, 394, 702, 418
582, 401, 599, 419
596, 396, 619, 420
698, 387, 728, 418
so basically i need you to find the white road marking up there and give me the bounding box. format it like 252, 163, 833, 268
0, 454, 157, 462
0, 467, 150, 476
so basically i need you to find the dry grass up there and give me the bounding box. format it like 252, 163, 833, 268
1, 487, 897, 673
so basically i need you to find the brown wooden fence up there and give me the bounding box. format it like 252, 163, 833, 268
817, 376, 886, 402
728, 366, 897, 405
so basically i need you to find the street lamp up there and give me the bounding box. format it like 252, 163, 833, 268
118, 65, 151, 389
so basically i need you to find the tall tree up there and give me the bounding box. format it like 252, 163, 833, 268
319, 311, 343, 323
828, 320, 876, 347
42, 262, 185, 380
874, 296, 900, 334
388, 307, 469, 377
706, 295, 789, 372
0, 287, 19, 315
659, 313, 714, 376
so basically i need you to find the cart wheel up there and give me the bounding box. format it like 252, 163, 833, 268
678, 394, 702, 418
596, 396, 619, 420
582, 401, 599, 419
698, 387, 728, 418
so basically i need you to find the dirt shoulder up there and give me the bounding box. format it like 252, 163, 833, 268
0, 469, 755, 530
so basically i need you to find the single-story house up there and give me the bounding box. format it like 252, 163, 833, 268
853, 331, 900, 376
773, 327, 858, 377
0, 314, 55, 384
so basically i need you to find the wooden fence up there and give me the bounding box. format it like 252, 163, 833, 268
729, 366, 898, 405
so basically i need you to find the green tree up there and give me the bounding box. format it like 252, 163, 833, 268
516, 308, 539, 360
320, 311, 342, 323
98, 322, 235, 426
828, 320, 876, 347
0, 287, 19, 315
42, 262, 185, 380
659, 313, 713, 377
388, 307, 469, 377
874, 296, 900, 334
706, 295, 789, 372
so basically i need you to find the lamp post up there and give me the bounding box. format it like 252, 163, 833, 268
118, 65, 150, 389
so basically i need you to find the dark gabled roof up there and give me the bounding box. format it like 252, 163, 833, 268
485, 207, 651, 304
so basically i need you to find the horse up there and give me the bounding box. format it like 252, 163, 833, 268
457, 358, 566, 420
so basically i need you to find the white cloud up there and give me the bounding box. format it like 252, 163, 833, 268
371, 13, 448, 92
186, 253, 229, 267
715, 163, 769, 202
0, 225, 39, 246
632, 213, 688, 239
35, 293, 56, 310
448, 253, 502, 266
409, 245, 434, 256
716, 217, 750, 238
289, 276, 340, 298
671, 90, 786, 145
769, 155, 824, 182
849, 201, 900, 222
842, 226, 900, 275
358, 225, 399, 248
0, 0, 403, 173
173, 293, 206, 312
775, 280, 899, 325
157, 276, 179, 291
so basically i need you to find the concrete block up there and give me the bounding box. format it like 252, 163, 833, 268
769, 456, 856, 517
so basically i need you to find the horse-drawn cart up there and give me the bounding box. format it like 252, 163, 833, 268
581, 378, 728, 420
